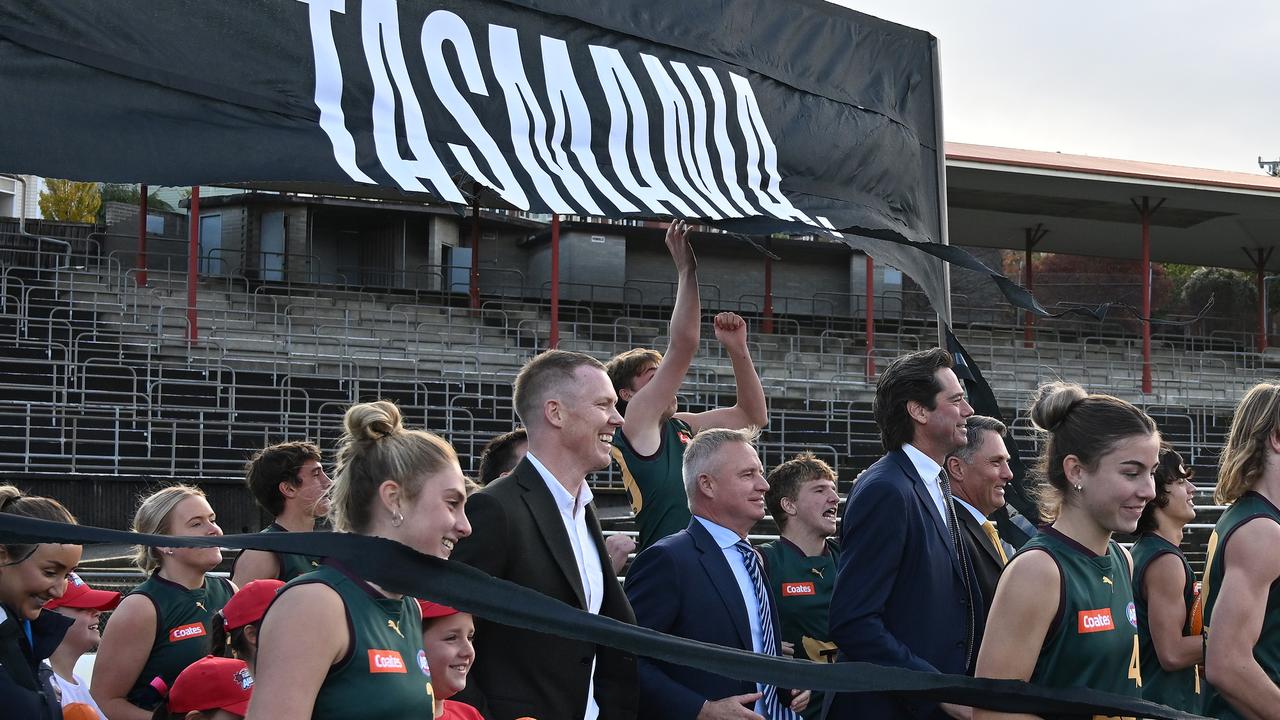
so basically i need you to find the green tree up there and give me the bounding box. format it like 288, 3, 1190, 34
38, 179, 101, 223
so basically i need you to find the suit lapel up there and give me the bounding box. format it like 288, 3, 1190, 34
689, 520, 753, 650
956, 504, 1003, 567
516, 461, 588, 609
893, 451, 953, 552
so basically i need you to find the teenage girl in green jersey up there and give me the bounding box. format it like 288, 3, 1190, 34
1130, 448, 1201, 711
1200, 382, 1280, 718
247, 401, 472, 720
974, 383, 1159, 720
94, 485, 234, 720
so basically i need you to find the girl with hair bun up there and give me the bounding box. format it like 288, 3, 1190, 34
0, 485, 80, 720
93, 484, 233, 720
974, 382, 1160, 718
247, 400, 472, 720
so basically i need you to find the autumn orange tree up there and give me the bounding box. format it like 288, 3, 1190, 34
38, 179, 101, 223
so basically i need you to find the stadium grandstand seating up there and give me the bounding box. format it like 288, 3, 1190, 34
2, 227, 1270, 582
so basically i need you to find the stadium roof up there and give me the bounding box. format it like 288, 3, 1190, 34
945, 142, 1280, 272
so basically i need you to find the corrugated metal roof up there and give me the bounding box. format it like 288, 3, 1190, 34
946, 142, 1280, 195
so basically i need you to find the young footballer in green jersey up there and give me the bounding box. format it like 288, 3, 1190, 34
1200, 382, 1280, 719
232, 441, 331, 586
93, 485, 234, 720
1130, 448, 1201, 711
608, 220, 767, 552
246, 401, 471, 720
974, 383, 1158, 720
760, 452, 841, 719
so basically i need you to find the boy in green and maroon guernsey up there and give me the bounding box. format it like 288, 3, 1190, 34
1130, 448, 1201, 711
607, 220, 767, 553
759, 452, 841, 719
232, 441, 331, 586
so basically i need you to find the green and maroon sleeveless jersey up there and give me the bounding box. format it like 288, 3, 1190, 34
1199, 491, 1280, 720
1018, 528, 1142, 717
611, 417, 694, 551
227, 523, 324, 583
1130, 533, 1199, 710
261, 523, 323, 581
125, 573, 234, 709
758, 537, 839, 720
282, 563, 433, 719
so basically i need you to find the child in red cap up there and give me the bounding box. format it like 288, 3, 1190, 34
418, 601, 482, 720
210, 579, 283, 675
154, 655, 253, 720
45, 572, 122, 719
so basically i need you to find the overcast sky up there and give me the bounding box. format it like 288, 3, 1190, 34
831, 0, 1280, 174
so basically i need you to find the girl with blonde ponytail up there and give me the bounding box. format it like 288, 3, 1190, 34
247, 400, 472, 720
93, 485, 232, 720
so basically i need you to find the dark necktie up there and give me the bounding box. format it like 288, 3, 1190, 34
734, 540, 800, 720
938, 470, 976, 670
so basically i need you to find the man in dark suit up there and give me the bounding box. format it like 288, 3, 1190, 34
944, 415, 1015, 653
827, 348, 979, 720
451, 350, 637, 720
626, 428, 809, 720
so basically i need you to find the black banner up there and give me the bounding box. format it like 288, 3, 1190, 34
0, 514, 1205, 719
0, 0, 940, 244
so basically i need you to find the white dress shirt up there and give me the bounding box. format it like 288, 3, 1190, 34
901, 442, 948, 529
526, 451, 604, 720
953, 496, 989, 526
694, 515, 769, 717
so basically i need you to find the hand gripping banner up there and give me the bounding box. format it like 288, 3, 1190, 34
0, 514, 1206, 719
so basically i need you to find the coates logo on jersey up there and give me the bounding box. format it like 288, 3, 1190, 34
1077, 608, 1115, 634
781, 582, 816, 597
168, 623, 207, 642
417, 649, 431, 676
1126, 602, 1138, 628
368, 649, 407, 674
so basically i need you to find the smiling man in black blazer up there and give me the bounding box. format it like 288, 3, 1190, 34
944, 414, 1015, 656
451, 350, 637, 720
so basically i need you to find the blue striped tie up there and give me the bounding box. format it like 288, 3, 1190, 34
735, 540, 800, 720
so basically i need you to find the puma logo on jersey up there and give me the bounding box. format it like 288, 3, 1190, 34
810, 567, 825, 579
368, 649, 407, 673
1101, 576, 1113, 586
387, 620, 404, 638
782, 582, 816, 596
168, 623, 207, 642
1078, 608, 1115, 634
195, 601, 206, 611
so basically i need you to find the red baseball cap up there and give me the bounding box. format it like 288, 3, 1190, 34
168, 656, 253, 716
45, 573, 122, 612
222, 579, 285, 631
418, 600, 460, 620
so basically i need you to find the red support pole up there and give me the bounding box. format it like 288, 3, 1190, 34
469, 197, 480, 310
762, 254, 774, 334
865, 254, 875, 379
137, 184, 148, 287
550, 214, 560, 349
1244, 247, 1274, 353
187, 186, 200, 343
1139, 197, 1152, 394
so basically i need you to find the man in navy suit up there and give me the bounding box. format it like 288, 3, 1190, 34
626, 428, 810, 720
826, 347, 980, 720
